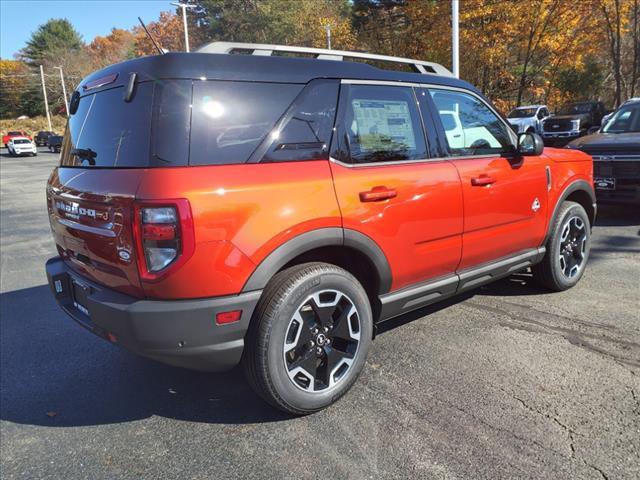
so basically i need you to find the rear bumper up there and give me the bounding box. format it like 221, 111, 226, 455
46, 256, 261, 372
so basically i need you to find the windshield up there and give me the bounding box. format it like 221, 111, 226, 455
601, 104, 640, 133
14, 139, 30, 144
8, 131, 21, 135
508, 108, 536, 118
558, 103, 593, 115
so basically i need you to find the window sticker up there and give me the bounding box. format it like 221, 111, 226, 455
352, 99, 416, 153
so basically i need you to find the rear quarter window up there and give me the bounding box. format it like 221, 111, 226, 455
189, 81, 303, 165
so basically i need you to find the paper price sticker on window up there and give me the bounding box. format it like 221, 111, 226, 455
352, 99, 417, 153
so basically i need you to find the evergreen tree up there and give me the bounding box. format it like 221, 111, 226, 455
21, 19, 83, 66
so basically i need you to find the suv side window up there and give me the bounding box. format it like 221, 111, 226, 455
254, 80, 339, 163
190, 81, 302, 165
429, 89, 515, 156
337, 84, 427, 164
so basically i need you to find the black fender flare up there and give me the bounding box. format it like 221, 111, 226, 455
544, 179, 596, 244
241, 228, 392, 294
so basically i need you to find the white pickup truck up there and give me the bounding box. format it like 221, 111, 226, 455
507, 105, 550, 134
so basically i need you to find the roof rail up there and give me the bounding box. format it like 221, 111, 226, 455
196, 42, 453, 77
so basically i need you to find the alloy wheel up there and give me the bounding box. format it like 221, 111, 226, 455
558, 215, 588, 279
283, 290, 361, 393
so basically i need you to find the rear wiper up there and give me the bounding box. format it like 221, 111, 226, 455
71, 148, 97, 166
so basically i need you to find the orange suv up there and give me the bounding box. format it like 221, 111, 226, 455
46, 43, 595, 414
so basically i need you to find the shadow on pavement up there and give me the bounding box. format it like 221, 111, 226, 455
0, 285, 289, 428
2, 200, 634, 429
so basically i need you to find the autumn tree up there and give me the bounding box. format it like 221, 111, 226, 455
87, 28, 136, 69
192, 0, 355, 48
134, 11, 187, 56
631, 0, 639, 96
0, 60, 30, 117
596, 0, 628, 106
352, 0, 409, 54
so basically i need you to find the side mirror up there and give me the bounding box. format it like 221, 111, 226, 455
517, 132, 544, 156
587, 126, 599, 135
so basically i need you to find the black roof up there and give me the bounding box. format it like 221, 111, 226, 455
78, 52, 479, 96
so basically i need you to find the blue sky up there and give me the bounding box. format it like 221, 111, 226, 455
1, 0, 172, 59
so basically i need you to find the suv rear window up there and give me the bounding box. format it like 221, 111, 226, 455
61, 83, 153, 167
60, 80, 306, 168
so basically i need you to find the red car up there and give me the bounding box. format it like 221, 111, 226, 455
3, 130, 31, 147
45, 43, 595, 414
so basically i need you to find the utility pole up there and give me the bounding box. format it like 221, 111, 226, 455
39, 65, 52, 131
325, 24, 332, 50
452, 0, 460, 78
53, 66, 69, 117
171, 2, 196, 52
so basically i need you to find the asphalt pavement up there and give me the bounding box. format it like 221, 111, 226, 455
1, 149, 639, 479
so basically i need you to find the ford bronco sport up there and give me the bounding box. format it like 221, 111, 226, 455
45, 43, 596, 414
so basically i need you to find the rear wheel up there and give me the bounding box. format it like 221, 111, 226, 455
533, 201, 591, 291
243, 262, 373, 415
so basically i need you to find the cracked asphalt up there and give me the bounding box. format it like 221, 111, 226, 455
1, 150, 639, 479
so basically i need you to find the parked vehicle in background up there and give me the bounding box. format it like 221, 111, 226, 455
601, 97, 640, 129
47, 135, 63, 153
35, 131, 55, 146
568, 99, 640, 204
7, 137, 37, 156
45, 43, 596, 415
541, 101, 606, 146
3, 130, 31, 147
507, 105, 550, 134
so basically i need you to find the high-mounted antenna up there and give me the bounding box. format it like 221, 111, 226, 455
138, 17, 165, 55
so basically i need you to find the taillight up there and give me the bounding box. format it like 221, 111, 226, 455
133, 199, 195, 280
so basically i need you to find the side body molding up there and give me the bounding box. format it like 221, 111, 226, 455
241, 228, 393, 294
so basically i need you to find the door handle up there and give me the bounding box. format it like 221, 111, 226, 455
359, 186, 397, 202
471, 174, 496, 186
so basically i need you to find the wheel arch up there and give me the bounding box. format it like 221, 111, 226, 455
241, 228, 392, 302
545, 180, 596, 244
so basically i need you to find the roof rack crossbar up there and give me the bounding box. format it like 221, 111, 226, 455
195, 42, 453, 77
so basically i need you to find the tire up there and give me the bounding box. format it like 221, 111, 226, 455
243, 262, 373, 415
533, 201, 591, 291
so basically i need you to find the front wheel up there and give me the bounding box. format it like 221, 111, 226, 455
243, 262, 373, 415
533, 201, 591, 291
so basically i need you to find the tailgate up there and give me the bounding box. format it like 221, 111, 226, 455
47, 167, 145, 297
